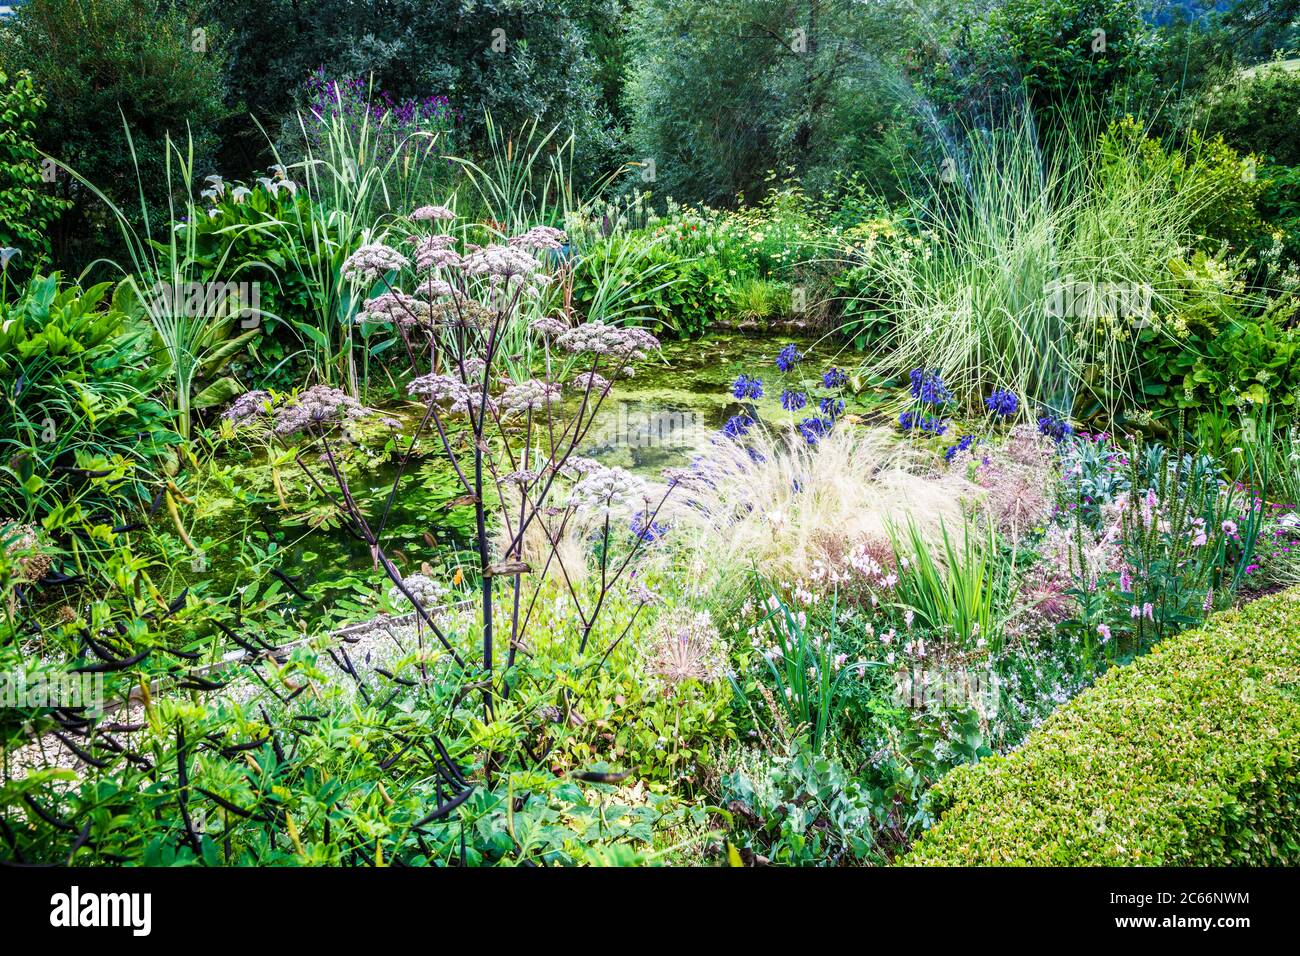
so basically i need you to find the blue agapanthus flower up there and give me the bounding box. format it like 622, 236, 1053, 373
985, 389, 1019, 418
631, 510, 668, 543
732, 374, 764, 400
798, 416, 833, 445
781, 388, 807, 411
899, 411, 948, 435
1037, 413, 1074, 443
908, 367, 952, 406
944, 434, 976, 462
822, 367, 848, 389
776, 344, 804, 373
820, 397, 845, 419
723, 413, 754, 438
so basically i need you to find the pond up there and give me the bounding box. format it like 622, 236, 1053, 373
181, 330, 858, 620
579, 330, 856, 476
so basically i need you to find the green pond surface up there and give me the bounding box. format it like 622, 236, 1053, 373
578, 330, 856, 475
184, 331, 859, 617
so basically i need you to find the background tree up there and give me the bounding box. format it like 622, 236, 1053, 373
624, 0, 920, 205
0, 0, 229, 273
202, 0, 626, 186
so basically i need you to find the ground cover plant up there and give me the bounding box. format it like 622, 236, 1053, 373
2, 0, 1299, 873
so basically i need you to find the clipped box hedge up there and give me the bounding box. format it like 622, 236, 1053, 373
905, 589, 1300, 865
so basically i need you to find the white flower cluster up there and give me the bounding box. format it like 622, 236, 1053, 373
529, 316, 569, 339
461, 244, 543, 282
499, 378, 562, 413
561, 455, 603, 477
502, 469, 539, 487
271, 385, 389, 437
407, 373, 474, 413
411, 205, 456, 222
388, 573, 447, 610
570, 371, 610, 394
341, 243, 410, 284
555, 321, 660, 360
360, 292, 431, 326
415, 276, 455, 299
458, 356, 487, 383
508, 226, 567, 252
569, 465, 648, 519
412, 234, 462, 272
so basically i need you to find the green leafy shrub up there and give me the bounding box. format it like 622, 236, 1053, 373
1199, 63, 1300, 168
721, 741, 884, 865
915, 0, 1159, 121
571, 224, 743, 337
179, 178, 327, 391
0, 69, 71, 264
1100, 117, 1264, 253
0, 273, 178, 521
904, 588, 1300, 865
623, 0, 920, 205
1134, 253, 1300, 415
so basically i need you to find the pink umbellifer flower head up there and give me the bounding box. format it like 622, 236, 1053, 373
411, 205, 456, 221
415, 276, 455, 299
341, 243, 410, 284
461, 244, 542, 282
499, 378, 562, 413
508, 225, 567, 253
529, 316, 568, 339
413, 234, 462, 271
407, 373, 476, 415
271, 385, 389, 437
223, 389, 272, 425
360, 291, 431, 326
555, 321, 660, 360
570, 371, 611, 394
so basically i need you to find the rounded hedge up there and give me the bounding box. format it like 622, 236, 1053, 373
905, 589, 1300, 865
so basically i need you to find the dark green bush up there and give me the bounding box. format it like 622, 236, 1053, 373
904, 588, 1300, 865
1199, 63, 1300, 167
623, 0, 920, 205
0, 0, 229, 271
915, 0, 1160, 123
201, 0, 622, 183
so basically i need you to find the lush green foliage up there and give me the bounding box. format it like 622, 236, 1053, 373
4, 0, 1300, 871
0, 274, 177, 521
1200, 62, 1300, 167
202, 0, 622, 181
0, 69, 71, 264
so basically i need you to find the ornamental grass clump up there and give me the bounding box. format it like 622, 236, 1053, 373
659, 425, 976, 594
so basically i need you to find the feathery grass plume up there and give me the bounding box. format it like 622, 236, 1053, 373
657, 425, 979, 595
